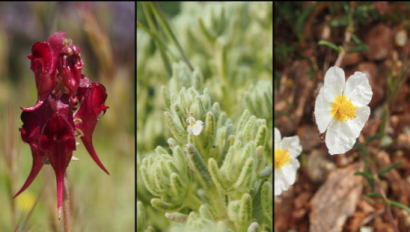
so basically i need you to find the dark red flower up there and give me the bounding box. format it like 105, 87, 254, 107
17, 32, 109, 219
23, 32, 65, 112
15, 94, 76, 218
74, 78, 109, 174
58, 44, 84, 105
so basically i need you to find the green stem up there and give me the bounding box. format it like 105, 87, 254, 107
185, 192, 203, 211
206, 185, 227, 219
150, 2, 193, 71
63, 172, 71, 232
137, 21, 177, 61
141, 2, 172, 77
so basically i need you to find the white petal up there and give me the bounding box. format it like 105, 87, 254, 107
314, 88, 333, 133
284, 159, 300, 180
325, 106, 370, 155
274, 169, 285, 196
347, 105, 371, 138
281, 136, 302, 158
343, 71, 373, 106
187, 126, 193, 133
189, 116, 196, 125
193, 123, 203, 135
197, 120, 204, 126
274, 159, 299, 196
325, 119, 357, 155
274, 128, 281, 145
323, 66, 345, 101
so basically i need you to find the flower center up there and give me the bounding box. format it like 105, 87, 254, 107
274, 149, 291, 169
331, 95, 358, 122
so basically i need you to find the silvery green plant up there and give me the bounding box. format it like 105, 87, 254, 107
137, 201, 147, 231
244, 81, 273, 155
168, 61, 204, 94
244, 81, 273, 126
140, 81, 272, 232
167, 204, 232, 232
167, 3, 272, 115
137, 3, 272, 231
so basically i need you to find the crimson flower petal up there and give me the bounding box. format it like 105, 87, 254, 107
24, 31, 66, 110
74, 82, 109, 174
13, 143, 44, 199
15, 94, 61, 198
40, 112, 76, 218
15, 94, 75, 212
47, 31, 66, 63
57, 45, 84, 100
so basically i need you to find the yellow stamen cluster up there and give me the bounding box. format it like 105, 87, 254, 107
274, 149, 291, 170
331, 95, 358, 121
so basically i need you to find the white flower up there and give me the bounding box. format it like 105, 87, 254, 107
274, 128, 302, 196
187, 116, 203, 136
314, 67, 372, 155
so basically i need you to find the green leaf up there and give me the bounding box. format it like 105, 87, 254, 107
378, 161, 402, 175
208, 158, 232, 194
137, 21, 171, 57
318, 40, 340, 52
149, 2, 193, 71
275, 43, 294, 59
137, 202, 146, 232
198, 204, 214, 221
198, 17, 217, 43
186, 144, 213, 188
389, 200, 410, 214
258, 166, 272, 179
239, 193, 253, 223
295, 5, 315, 43
354, 171, 370, 177
301, 153, 307, 168
367, 192, 384, 199
165, 212, 188, 223
354, 171, 375, 189
380, 105, 388, 135
255, 125, 268, 147
164, 111, 187, 143
347, 44, 369, 53
151, 198, 184, 212
366, 133, 384, 143
233, 158, 254, 190
141, 2, 172, 77
330, 17, 349, 27
350, 33, 362, 44
261, 182, 272, 221
354, 141, 369, 155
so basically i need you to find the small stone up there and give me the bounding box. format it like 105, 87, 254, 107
397, 133, 410, 151
307, 149, 336, 184
360, 226, 373, 232
395, 29, 407, 47
342, 44, 363, 66
364, 24, 392, 61
296, 125, 320, 152
294, 192, 312, 209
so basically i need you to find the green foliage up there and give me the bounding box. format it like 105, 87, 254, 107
378, 162, 402, 175
389, 200, 410, 215
318, 40, 340, 52
138, 2, 272, 231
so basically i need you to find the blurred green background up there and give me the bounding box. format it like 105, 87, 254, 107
0, 2, 135, 232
